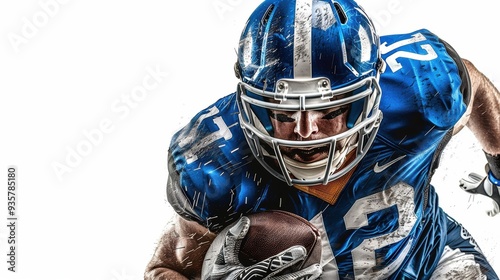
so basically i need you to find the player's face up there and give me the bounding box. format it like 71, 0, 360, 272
269, 104, 350, 163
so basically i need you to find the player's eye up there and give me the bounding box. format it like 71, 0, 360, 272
270, 113, 295, 123
322, 107, 349, 120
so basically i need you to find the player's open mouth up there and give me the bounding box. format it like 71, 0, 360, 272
287, 146, 329, 163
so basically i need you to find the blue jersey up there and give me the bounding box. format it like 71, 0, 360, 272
167, 29, 469, 279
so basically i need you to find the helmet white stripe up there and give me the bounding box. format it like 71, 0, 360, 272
294, 0, 312, 78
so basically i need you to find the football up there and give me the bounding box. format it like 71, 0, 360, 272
202, 210, 322, 278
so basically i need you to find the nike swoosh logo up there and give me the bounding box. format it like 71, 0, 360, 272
373, 155, 407, 173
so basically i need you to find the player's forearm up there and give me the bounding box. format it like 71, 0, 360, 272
145, 215, 216, 280
144, 234, 209, 280
144, 235, 193, 280
464, 59, 500, 155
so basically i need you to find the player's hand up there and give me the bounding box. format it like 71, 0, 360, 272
460, 165, 500, 217
203, 216, 322, 280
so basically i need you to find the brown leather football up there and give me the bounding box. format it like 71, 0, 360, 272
238, 210, 322, 270
201, 210, 322, 279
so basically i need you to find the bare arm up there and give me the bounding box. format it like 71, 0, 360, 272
144, 214, 216, 280
454, 59, 500, 155
454, 59, 500, 216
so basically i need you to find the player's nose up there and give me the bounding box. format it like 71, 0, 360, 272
294, 111, 318, 139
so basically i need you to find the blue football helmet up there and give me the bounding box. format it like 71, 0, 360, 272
235, 0, 384, 186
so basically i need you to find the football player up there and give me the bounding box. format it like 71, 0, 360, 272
145, 0, 500, 279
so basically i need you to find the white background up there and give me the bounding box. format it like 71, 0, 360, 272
0, 0, 498, 279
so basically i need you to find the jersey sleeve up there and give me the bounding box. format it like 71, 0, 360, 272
438, 38, 472, 107
165, 93, 263, 232
166, 150, 203, 224
377, 29, 468, 153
